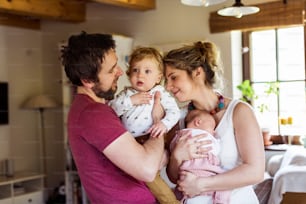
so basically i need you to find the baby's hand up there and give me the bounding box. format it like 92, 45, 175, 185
147, 121, 167, 138
130, 92, 152, 105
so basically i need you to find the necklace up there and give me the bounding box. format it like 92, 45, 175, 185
209, 94, 224, 115
188, 94, 225, 115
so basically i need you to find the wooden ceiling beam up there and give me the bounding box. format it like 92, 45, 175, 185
0, 0, 86, 23
0, 13, 40, 30
90, 0, 155, 11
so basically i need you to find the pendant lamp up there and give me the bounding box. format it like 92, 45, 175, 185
217, 0, 260, 18
181, 0, 226, 7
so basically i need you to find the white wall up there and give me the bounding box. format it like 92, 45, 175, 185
1, 0, 243, 190
40, 0, 234, 93
0, 26, 43, 174
38, 0, 235, 189
0, 26, 10, 174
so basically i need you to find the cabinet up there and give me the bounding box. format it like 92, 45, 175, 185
0, 173, 44, 204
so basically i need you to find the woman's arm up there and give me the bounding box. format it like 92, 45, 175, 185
177, 102, 265, 197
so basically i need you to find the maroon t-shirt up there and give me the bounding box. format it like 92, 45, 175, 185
68, 94, 156, 204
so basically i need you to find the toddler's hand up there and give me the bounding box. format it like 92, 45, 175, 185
130, 92, 152, 105
148, 121, 167, 138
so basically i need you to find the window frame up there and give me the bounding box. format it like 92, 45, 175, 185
242, 26, 306, 135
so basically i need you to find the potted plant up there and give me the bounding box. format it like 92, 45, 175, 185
236, 79, 257, 104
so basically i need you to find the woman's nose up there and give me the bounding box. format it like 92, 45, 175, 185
165, 81, 172, 92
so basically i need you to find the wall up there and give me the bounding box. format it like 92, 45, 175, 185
1, 0, 246, 192
40, 0, 234, 92
0, 26, 42, 174
38, 0, 235, 189
0, 27, 10, 173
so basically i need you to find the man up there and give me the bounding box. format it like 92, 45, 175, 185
61, 32, 165, 203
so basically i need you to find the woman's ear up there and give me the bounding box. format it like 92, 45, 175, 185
192, 66, 204, 78
195, 67, 202, 76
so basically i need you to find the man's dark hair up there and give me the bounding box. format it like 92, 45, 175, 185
61, 31, 116, 86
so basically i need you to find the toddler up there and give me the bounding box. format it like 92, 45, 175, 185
110, 46, 180, 204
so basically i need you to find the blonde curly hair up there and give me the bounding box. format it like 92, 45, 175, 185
127, 47, 163, 82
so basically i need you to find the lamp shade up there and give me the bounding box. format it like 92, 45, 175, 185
181, 0, 226, 7
22, 94, 59, 110
217, 0, 259, 18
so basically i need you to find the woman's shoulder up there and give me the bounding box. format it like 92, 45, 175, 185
230, 100, 256, 124
232, 99, 254, 113
221, 99, 254, 122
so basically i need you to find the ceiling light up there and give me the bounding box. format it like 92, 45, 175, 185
217, 0, 260, 18
181, 0, 227, 7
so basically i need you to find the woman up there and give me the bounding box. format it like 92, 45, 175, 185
163, 41, 265, 204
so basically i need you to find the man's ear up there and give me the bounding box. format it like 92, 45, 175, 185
81, 79, 94, 89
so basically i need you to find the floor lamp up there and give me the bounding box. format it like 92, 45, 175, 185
22, 94, 59, 175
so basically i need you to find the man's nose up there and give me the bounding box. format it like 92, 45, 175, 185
117, 66, 123, 76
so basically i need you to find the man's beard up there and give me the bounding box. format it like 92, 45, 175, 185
92, 82, 117, 100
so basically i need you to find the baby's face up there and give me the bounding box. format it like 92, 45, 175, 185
129, 58, 162, 92
186, 111, 216, 134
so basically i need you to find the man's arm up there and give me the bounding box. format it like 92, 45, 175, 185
104, 91, 165, 182
103, 131, 164, 182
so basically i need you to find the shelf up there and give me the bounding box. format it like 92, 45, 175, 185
0, 172, 44, 202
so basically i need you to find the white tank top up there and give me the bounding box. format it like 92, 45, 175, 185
216, 99, 259, 204
180, 99, 259, 204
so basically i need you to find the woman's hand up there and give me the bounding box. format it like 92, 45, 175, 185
172, 130, 212, 162
159, 149, 169, 170
177, 170, 204, 198
167, 129, 212, 183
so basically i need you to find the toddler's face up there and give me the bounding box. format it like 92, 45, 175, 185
129, 58, 162, 92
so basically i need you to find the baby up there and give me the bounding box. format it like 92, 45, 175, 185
170, 109, 231, 204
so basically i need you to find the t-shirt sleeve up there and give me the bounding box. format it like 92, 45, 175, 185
79, 103, 127, 151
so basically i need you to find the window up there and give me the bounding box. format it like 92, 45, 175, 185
244, 26, 306, 136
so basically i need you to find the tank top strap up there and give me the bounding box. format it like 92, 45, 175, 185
225, 99, 241, 118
